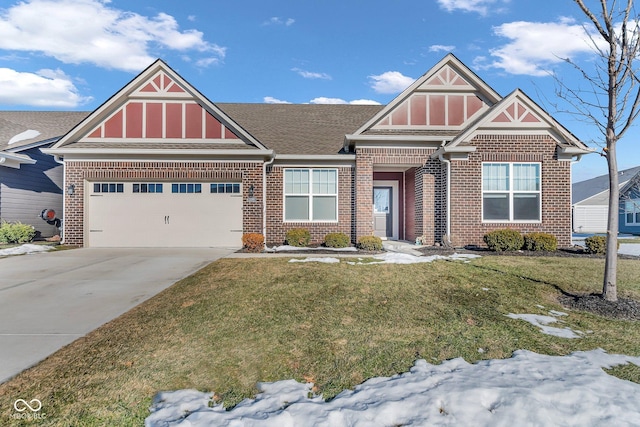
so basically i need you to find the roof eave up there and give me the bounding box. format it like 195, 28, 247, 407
42, 147, 274, 160
0, 151, 36, 168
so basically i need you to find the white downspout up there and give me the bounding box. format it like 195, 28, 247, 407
569, 154, 583, 236
52, 155, 66, 243
438, 149, 451, 245
262, 153, 276, 242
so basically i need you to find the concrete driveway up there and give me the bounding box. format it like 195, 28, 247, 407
0, 247, 234, 383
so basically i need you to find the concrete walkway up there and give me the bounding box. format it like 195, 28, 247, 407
0, 247, 233, 383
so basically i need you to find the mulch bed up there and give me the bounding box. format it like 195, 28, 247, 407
559, 293, 640, 321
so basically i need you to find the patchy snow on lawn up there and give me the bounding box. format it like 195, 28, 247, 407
346, 252, 481, 265
269, 245, 358, 252
289, 257, 340, 264
506, 313, 582, 339
145, 349, 640, 427
0, 244, 54, 257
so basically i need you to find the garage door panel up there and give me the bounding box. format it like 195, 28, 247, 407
87, 181, 242, 247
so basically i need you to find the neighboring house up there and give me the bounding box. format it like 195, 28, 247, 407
572, 166, 640, 234
619, 168, 640, 235
45, 54, 591, 248
0, 112, 89, 238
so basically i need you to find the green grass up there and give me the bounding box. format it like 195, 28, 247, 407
619, 238, 640, 244
1, 256, 639, 426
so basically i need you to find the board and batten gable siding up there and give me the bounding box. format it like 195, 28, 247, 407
0, 147, 63, 237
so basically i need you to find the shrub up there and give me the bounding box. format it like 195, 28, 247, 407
241, 233, 264, 253
483, 229, 524, 252
324, 232, 350, 248
356, 235, 383, 251
0, 220, 36, 244
583, 235, 619, 254
523, 232, 558, 252
285, 228, 311, 247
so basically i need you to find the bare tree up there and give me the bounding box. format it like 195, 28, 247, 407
558, 0, 640, 301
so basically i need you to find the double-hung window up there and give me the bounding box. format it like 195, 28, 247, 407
625, 199, 640, 225
482, 163, 541, 222
284, 169, 338, 221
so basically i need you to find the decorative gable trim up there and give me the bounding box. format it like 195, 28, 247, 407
441, 89, 591, 156
351, 53, 502, 136
50, 59, 265, 152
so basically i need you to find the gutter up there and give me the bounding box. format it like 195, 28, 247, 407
262, 153, 276, 243
438, 152, 452, 245
52, 155, 66, 244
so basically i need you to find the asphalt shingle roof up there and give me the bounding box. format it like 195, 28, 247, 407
572, 165, 640, 204
217, 103, 383, 155
0, 111, 89, 152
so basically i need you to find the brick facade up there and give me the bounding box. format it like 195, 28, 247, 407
354, 147, 444, 243
63, 160, 263, 246
264, 165, 354, 246
448, 134, 572, 247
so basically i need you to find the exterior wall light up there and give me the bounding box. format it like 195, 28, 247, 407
67, 184, 75, 195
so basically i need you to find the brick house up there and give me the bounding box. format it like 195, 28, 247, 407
46, 54, 591, 248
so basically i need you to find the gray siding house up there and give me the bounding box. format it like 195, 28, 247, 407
0, 112, 88, 238
572, 166, 640, 234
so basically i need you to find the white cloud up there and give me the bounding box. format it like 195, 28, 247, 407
310, 97, 347, 105
263, 96, 291, 104
0, 0, 225, 72
263, 17, 295, 26
437, 0, 509, 16
0, 67, 92, 107
349, 99, 382, 105
292, 68, 331, 80
368, 71, 415, 94
429, 44, 456, 53
310, 97, 381, 105
478, 17, 601, 76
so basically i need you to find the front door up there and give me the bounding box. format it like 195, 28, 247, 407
373, 186, 392, 239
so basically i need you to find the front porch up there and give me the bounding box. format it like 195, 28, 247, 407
354, 148, 446, 246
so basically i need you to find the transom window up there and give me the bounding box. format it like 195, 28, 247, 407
625, 199, 640, 225
133, 183, 163, 193
482, 163, 541, 222
210, 183, 241, 194
284, 169, 338, 221
93, 183, 123, 193
171, 183, 202, 194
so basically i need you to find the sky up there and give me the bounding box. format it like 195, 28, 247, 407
1, 0, 639, 182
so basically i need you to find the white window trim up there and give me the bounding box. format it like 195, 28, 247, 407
481, 162, 542, 223
283, 168, 339, 223
625, 198, 640, 225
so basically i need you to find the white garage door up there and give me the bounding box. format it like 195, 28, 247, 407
87, 181, 243, 247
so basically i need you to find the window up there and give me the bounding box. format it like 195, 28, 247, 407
133, 183, 163, 193
210, 183, 241, 194
625, 199, 640, 225
93, 182, 124, 193
171, 183, 202, 193
482, 163, 541, 222
284, 169, 338, 221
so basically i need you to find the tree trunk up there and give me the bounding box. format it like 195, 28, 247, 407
603, 141, 619, 301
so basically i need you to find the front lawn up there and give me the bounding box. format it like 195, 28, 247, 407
1, 255, 639, 426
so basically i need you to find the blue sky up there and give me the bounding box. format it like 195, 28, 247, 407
0, 0, 637, 182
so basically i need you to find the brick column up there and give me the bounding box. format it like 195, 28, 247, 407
355, 150, 373, 238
